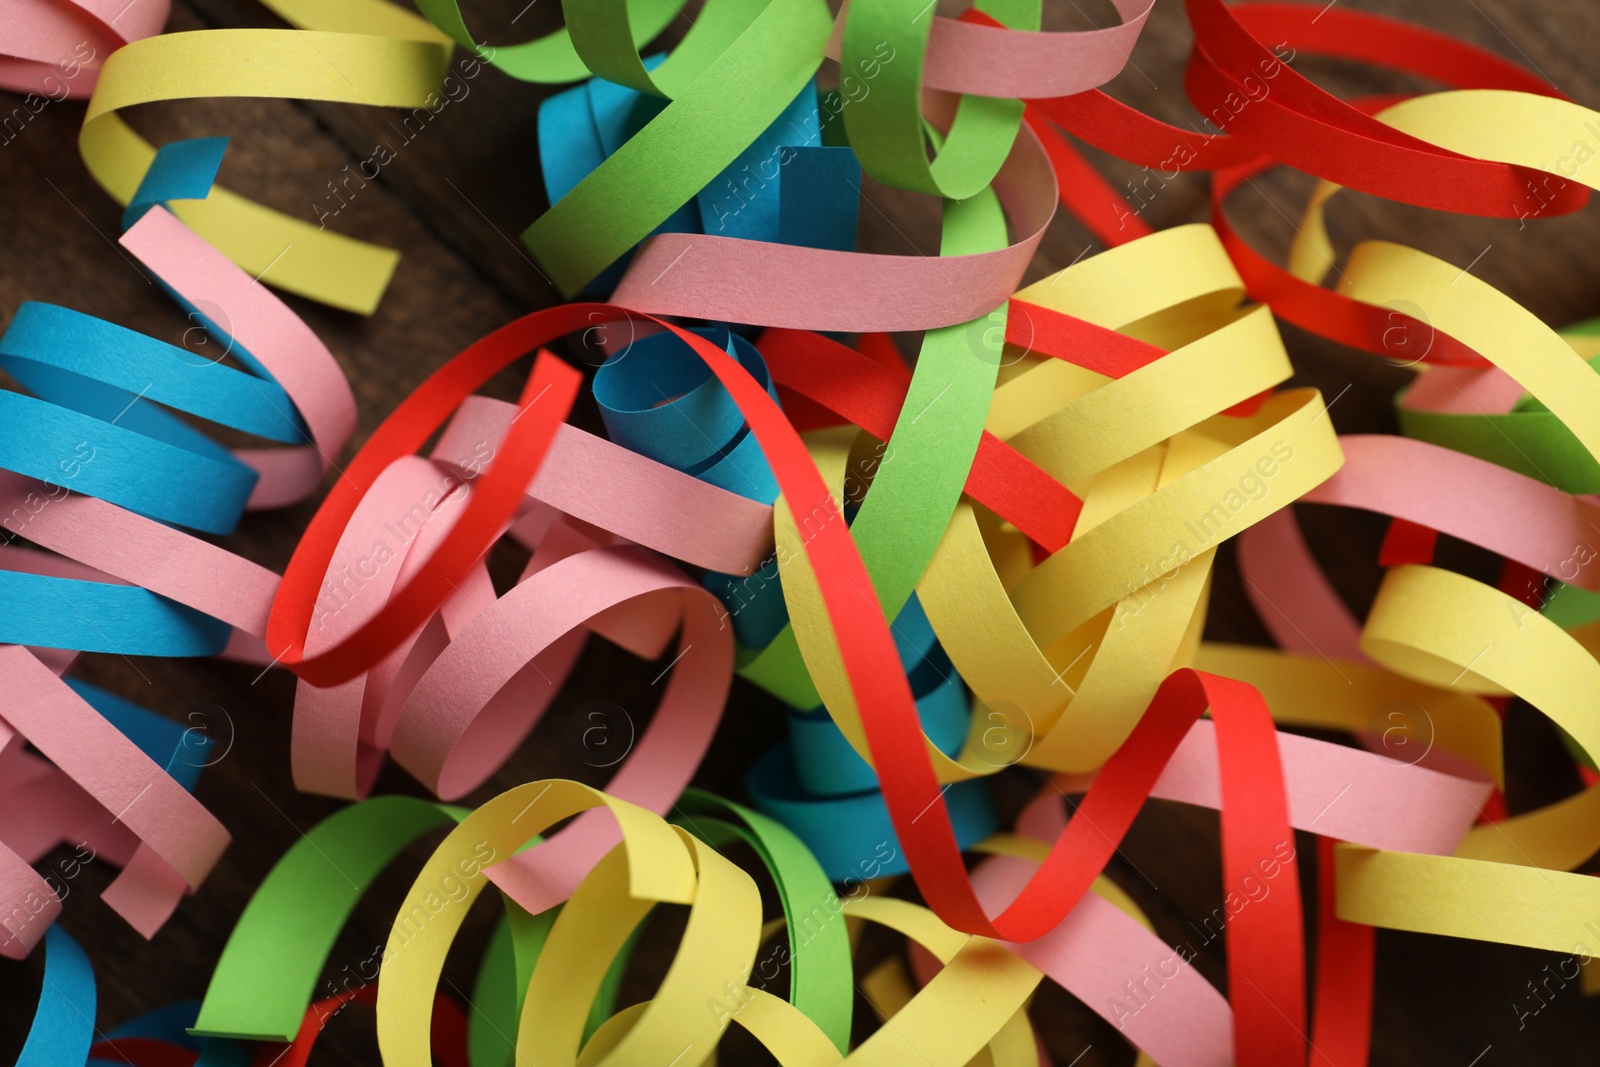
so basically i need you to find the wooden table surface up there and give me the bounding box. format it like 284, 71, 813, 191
3, 0, 1599, 1062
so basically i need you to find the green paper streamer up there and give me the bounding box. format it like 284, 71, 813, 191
192, 796, 466, 1042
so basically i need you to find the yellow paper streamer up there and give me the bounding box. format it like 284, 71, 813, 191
80, 1, 451, 313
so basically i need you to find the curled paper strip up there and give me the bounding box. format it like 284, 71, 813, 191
25, 0, 1600, 1060
0, 0, 168, 99
0, 144, 362, 952
256, 220, 1369, 1065
79, 0, 452, 313
520, 0, 835, 296
18, 924, 94, 1066
609, 93, 1056, 331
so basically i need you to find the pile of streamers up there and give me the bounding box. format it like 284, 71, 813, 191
10, 0, 1600, 1063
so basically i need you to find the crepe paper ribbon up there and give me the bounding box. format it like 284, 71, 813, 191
0, 190, 356, 951
119, 172, 357, 513
0, 0, 167, 99
860, 964, 1042, 1067
1001, 725, 1477, 1062
522, 834, 817, 1065
249, 255, 1324, 1043
63, 679, 210, 793
1231, 496, 1541, 782
187, 790, 631, 1063
1278, 82, 1600, 346
609, 93, 1056, 332
0, 307, 256, 535
1358, 566, 1600, 868
1027, 1, 1561, 192
431, 576, 721, 918
390, 536, 730, 819
704, 558, 789, 649
467, 910, 526, 1067
16, 924, 95, 1067
1332, 241, 1600, 494
122, 135, 229, 230
1300, 436, 1600, 594
0, 194, 351, 529
819, 659, 1305, 1049
0, 547, 231, 657
1332, 841, 1600, 959
1020, 110, 1156, 248
0, 837, 63, 961
849, 897, 1040, 1066
0, 491, 271, 654
1032, 675, 1304, 1066
3, 758, 148, 885
764, 534, 1312, 1062
521, 0, 834, 296
79, 0, 452, 314
286, 453, 499, 800
1206, 118, 1495, 369
1236, 545, 1600, 955
1024, 78, 1260, 178
592, 335, 956, 687
279, 376, 755, 804
1231, 502, 1574, 844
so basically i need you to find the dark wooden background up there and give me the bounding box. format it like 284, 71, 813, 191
3, 0, 1600, 1062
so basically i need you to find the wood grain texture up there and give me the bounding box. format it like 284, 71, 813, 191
2, 0, 1598, 1062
